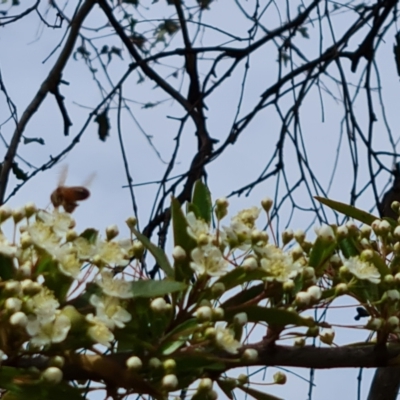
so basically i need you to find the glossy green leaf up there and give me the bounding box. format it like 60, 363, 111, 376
130, 227, 174, 278
339, 238, 359, 258
370, 252, 390, 277
222, 284, 265, 309
79, 228, 98, 244
0, 254, 15, 280
171, 197, 197, 281
224, 306, 314, 327
131, 279, 186, 298
315, 196, 378, 225
239, 385, 283, 400
309, 239, 337, 275
215, 267, 266, 290
191, 180, 212, 224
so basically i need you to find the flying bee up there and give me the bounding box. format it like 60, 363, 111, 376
50, 165, 94, 213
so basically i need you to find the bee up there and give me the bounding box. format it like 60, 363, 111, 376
50, 165, 94, 213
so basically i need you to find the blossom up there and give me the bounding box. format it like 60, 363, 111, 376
37, 210, 74, 238
215, 326, 240, 354
90, 294, 131, 329
26, 288, 60, 324
86, 314, 115, 347
343, 256, 380, 284
94, 240, 130, 267
186, 212, 210, 242
73, 237, 97, 260
97, 270, 133, 299
259, 246, 302, 282
26, 313, 71, 346
190, 245, 228, 277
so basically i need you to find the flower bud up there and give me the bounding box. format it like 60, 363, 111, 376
149, 357, 162, 369
335, 283, 348, 295
0, 205, 12, 222
49, 356, 65, 368
283, 280, 294, 292
42, 367, 63, 384
132, 241, 144, 258
66, 229, 78, 242
212, 307, 224, 320
162, 374, 178, 390
237, 374, 248, 384
261, 197, 273, 212
319, 328, 335, 345
306, 326, 319, 337
126, 216, 137, 230
172, 246, 186, 261
242, 257, 258, 270
215, 197, 229, 220
12, 207, 25, 224
282, 229, 293, 245
307, 285, 322, 301
126, 356, 142, 370
151, 297, 168, 312
295, 291, 311, 306
366, 317, 383, 330
211, 282, 225, 297
198, 378, 213, 392
163, 359, 176, 372
242, 348, 258, 361
294, 337, 306, 347
5, 297, 22, 313
9, 311, 28, 327
336, 225, 348, 239
387, 316, 400, 330
24, 203, 37, 218
195, 306, 212, 322
294, 230, 306, 243
360, 225, 372, 238
233, 312, 248, 326
273, 371, 287, 385
106, 225, 119, 241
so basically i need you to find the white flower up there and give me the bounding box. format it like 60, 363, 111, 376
90, 294, 131, 329
27, 313, 71, 346
190, 245, 228, 277
86, 314, 115, 347
259, 246, 302, 282
97, 270, 133, 299
215, 326, 240, 354
94, 240, 130, 267
186, 212, 210, 243
37, 210, 74, 237
26, 288, 59, 324
344, 256, 380, 284
73, 237, 97, 260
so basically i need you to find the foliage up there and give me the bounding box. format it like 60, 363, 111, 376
0, 183, 399, 399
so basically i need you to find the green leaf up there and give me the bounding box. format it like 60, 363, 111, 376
0, 254, 15, 280
239, 385, 283, 400
171, 197, 196, 281
130, 227, 174, 278
221, 284, 264, 308
215, 267, 266, 290
339, 237, 359, 258
191, 180, 212, 224
94, 110, 110, 142
131, 279, 187, 298
79, 228, 98, 244
309, 238, 337, 274
225, 306, 314, 327
370, 251, 390, 277
315, 196, 378, 225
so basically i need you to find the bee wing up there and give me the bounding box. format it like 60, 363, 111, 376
58, 165, 68, 187
82, 172, 96, 188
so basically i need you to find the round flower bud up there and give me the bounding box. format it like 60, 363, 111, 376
360, 225, 372, 238
242, 257, 258, 270
395, 272, 400, 284
211, 282, 225, 297
283, 280, 295, 292
379, 220, 392, 235
366, 317, 383, 331
126, 216, 137, 230
237, 374, 248, 384
205, 327, 216, 339
21, 279, 41, 295
149, 357, 162, 369
339, 265, 350, 279
195, 306, 212, 322
212, 307, 224, 320
198, 233, 209, 246
335, 283, 348, 295
172, 246, 186, 261
24, 203, 37, 218
319, 328, 335, 345
251, 229, 264, 244
5, 281, 21, 295
233, 312, 248, 326
336, 225, 349, 239
132, 241, 144, 258
387, 316, 399, 330
9, 311, 28, 327
307, 285, 322, 301
346, 221, 358, 235
42, 367, 63, 384
282, 229, 293, 245
151, 297, 168, 312
384, 274, 395, 285
12, 207, 26, 224
106, 225, 119, 241
162, 374, 178, 390
163, 359, 176, 372
242, 348, 258, 361
291, 245, 303, 260
303, 267, 316, 280
215, 197, 229, 220
394, 226, 400, 239
261, 197, 273, 212
126, 356, 142, 370
295, 291, 311, 306
306, 326, 319, 337
49, 356, 65, 368
66, 229, 78, 242
294, 230, 306, 243
0, 205, 12, 222
273, 371, 287, 385
5, 297, 22, 313
316, 225, 335, 242
198, 378, 213, 392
